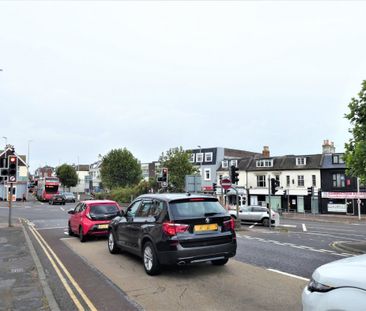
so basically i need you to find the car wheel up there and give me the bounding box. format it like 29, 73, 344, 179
79, 227, 87, 243
262, 218, 269, 227
142, 241, 160, 276
49, 201, 51, 205
108, 231, 120, 254
68, 222, 74, 236
211, 258, 229, 265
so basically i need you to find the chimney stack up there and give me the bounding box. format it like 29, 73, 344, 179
322, 140, 336, 154
262, 146, 270, 158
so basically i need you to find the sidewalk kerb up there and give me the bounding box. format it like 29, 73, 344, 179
21, 219, 61, 311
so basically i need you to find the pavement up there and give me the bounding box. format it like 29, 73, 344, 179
0, 218, 55, 311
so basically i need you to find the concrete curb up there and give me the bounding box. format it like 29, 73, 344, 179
21, 219, 60, 311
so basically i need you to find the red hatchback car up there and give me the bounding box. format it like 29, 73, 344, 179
68, 200, 122, 242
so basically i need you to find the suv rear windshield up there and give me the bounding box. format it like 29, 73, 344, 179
169, 198, 227, 219
90, 204, 119, 215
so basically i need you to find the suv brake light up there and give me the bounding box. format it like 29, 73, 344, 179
162, 222, 189, 236
223, 218, 235, 231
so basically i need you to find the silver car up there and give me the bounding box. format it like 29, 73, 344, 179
229, 205, 278, 226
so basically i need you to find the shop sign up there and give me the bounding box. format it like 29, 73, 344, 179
328, 203, 347, 213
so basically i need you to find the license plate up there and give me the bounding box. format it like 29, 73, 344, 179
194, 224, 218, 232
98, 224, 109, 229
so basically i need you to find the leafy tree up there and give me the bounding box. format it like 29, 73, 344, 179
100, 148, 142, 189
56, 164, 78, 190
344, 80, 366, 183
159, 147, 197, 192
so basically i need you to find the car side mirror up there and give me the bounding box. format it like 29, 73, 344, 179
117, 210, 124, 217
68, 209, 75, 215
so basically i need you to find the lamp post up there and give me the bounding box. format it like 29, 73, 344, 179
27, 140, 33, 200
2, 136, 7, 148
197, 145, 202, 193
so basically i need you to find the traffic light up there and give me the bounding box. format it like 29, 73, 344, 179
270, 178, 280, 195
230, 165, 239, 184
307, 187, 314, 196
8, 155, 17, 183
161, 168, 168, 182
212, 183, 217, 192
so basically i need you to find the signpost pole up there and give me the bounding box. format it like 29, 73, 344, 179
268, 176, 272, 230
357, 177, 361, 221
8, 183, 13, 227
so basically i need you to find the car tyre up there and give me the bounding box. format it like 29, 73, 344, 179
108, 231, 120, 254
262, 218, 269, 227
142, 241, 160, 276
79, 227, 87, 243
211, 258, 229, 265
68, 222, 74, 236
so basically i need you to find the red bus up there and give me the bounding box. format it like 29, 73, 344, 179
36, 177, 60, 201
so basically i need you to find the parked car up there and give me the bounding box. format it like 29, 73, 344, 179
61, 192, 76, 203
49, 194, 66, 205
228, 205, 278, 226
107, 193, 237, 275
68, 200, 122, 242
302, 254, 366, 311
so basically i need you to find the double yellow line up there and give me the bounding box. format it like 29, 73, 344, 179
23, 219, 97, 311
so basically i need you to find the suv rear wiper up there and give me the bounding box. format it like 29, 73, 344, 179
204, 212, 222, 216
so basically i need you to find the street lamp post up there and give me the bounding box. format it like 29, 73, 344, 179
27, 140, 33, 200
2, 136, 7, 148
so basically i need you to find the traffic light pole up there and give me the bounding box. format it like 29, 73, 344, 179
8, 183, 13, 227
268, 176, 272, 230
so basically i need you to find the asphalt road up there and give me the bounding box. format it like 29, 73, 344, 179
1, 199, 365, 310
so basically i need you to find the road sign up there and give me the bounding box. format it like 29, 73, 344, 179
161, 181, 168, 188
220, 178, 232, 190
9, 176, 16, 183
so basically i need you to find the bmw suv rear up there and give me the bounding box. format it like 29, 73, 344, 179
108, 193, 237, 275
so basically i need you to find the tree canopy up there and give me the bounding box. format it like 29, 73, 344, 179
100, 148, 142, 189
159, 147, 197, 192
56, 164, 78, 189
344, 80, 366, 183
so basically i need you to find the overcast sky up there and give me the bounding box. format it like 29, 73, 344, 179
1, 1, 366, 172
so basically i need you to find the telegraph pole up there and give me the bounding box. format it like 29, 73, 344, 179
268, 176, 272, 230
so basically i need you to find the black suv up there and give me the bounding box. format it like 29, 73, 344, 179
108, 193, 237, 275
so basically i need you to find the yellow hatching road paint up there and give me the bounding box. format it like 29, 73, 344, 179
23, 218, 97, 311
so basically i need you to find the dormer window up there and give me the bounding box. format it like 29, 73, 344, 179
256, 159, 273, 167
205, 152, 213, 163
333, 154, 345, 164
196, 153, 203, 163
222, 160, 228, 168
296, 157, 306, 166
230, 160, 238, 167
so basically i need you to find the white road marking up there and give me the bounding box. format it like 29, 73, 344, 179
37, 227, 67, 230
267, 269, 310, 282
60, 237, 74, 239
60, 207, 65, 211
302, 224, 307, 232
249, 223, 258, 229
280, 224, 297, 228
239, 235, 354, 257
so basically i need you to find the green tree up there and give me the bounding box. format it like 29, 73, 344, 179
159, 147, 197, 192
100, 148, 142, 189
56, 164, 78, 190
344, 80, 366, 183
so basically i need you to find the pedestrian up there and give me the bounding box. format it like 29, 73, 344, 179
22, 193, 26, 202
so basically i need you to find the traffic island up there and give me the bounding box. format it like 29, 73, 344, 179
331, 241, 366, 255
